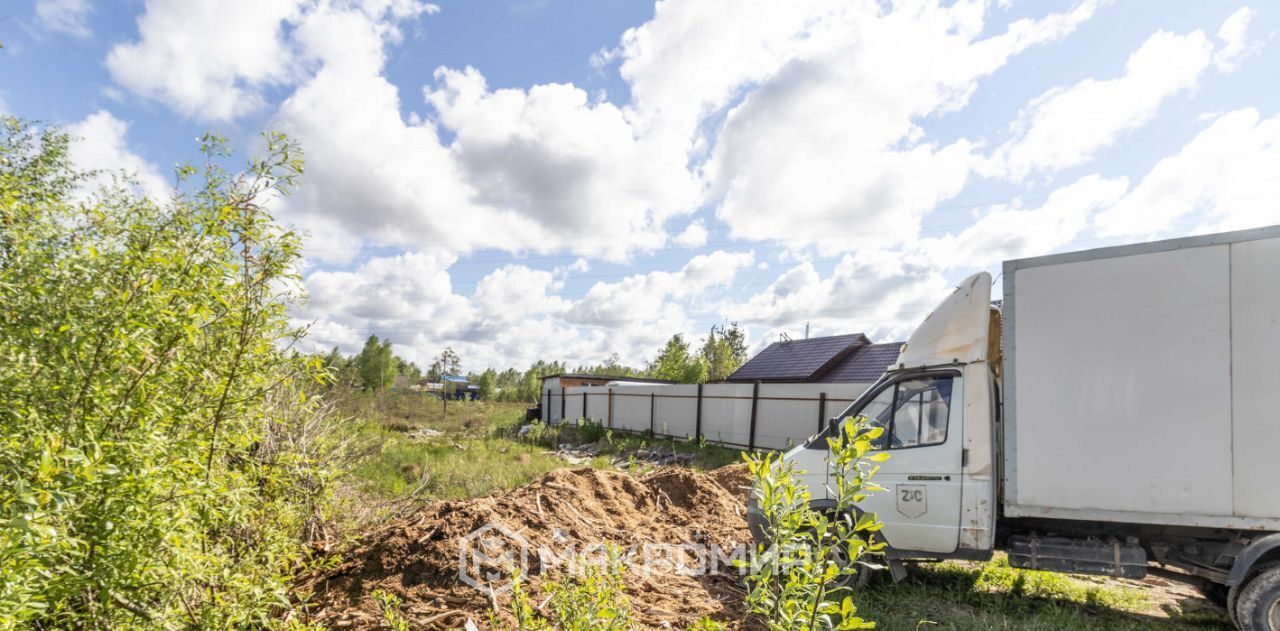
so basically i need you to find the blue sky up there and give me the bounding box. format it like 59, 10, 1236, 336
2, 0, 1277, 372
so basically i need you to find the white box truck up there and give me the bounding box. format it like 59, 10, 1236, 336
753, 225, 1280, 630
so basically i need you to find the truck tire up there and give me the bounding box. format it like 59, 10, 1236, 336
826, 538, 876, 589
1236, 563, 1280, 631
1232, 562, 1280, 627
808, 511, 877, 589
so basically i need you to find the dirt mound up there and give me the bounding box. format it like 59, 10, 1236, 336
707, 463, 752, 502
305, 465, 752, 629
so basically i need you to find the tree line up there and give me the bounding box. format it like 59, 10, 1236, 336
320, 323, 750, 401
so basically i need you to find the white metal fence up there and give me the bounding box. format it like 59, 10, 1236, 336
541, 382, 871, 450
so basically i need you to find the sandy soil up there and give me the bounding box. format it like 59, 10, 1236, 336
303, 464, 755, 629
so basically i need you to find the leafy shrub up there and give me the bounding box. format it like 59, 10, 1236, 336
521, 419, 548, 444
372, 590, 411, 631
575, 418, 607, 444
741, 417, 887, 630
505, 546, 633, 631
0, 120, 336, 627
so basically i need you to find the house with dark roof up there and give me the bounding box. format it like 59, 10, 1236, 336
725, 333, 903, 384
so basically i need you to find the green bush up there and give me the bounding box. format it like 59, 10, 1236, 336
0, 120, 336, 627
504, 545, 633, 631
741, 417, 887, 631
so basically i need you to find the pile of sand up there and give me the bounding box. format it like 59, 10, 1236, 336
303, 464, 753, 629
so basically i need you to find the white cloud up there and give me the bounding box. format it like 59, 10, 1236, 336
105, 0, 438, 121
554, 258, 591, 276
273, 17, 479, 262
299, 251, 462, 327
917, 174, 1129, 270
471, 264, 567, 325
1094, 108, 1280, 238
106, 0, 306, 121
424, 66, 701, 258
35, 0, 93, 38
989, 28, 1213, 179
66, 110, 169, 200
293, 250, 472, 363
729, 249, 952, 343
293, 249, 755, 371
563, 250, 754, 328
673, 221, 709, 248
695, 0, 1105, 254
1215, 7, 1257, 72
274, 4, 700, 264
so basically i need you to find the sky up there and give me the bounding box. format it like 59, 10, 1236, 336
2, 0, 1277, 374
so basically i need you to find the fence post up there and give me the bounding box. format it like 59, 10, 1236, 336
583, 391, 588, 423
560, 386, 566, 424
608, 388, 614, 428
545, 388, 551, 423
818, 392, 827, 434
650, 392, 656, 436
695, 383, 704, 442
748, 381, 760, 451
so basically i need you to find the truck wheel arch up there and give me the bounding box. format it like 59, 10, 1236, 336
1228, 534, 1280, 587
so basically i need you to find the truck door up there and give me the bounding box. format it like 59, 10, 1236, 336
837, 372, 964, 554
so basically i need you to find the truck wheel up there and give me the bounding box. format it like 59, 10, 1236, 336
827, 539, 876, 588
1236, 564, 1280, 630
1232, 562, 1280, 628
808, 513, 877, 589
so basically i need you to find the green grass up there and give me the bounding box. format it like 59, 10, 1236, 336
349, 419, 601, 500
341, 396, 560, 500
530, 419, 744, 472
852, 556, 1232, 630
337, 393, 738, 508
338, 390, 523, 436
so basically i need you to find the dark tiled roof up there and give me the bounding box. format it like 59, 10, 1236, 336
726, 333, 870, 382
814, 342, 904, 383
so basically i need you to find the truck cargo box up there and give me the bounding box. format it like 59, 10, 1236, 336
1002, 225, 1280, 530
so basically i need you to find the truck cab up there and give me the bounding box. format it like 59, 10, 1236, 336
763, 272, 999, 562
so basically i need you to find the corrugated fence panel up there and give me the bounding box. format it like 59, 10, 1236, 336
585, 389, 610, 423
700, 383, 756, 447
653, 384, 698, 438
609, 386, 660, 434
754, 384, 821, 450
